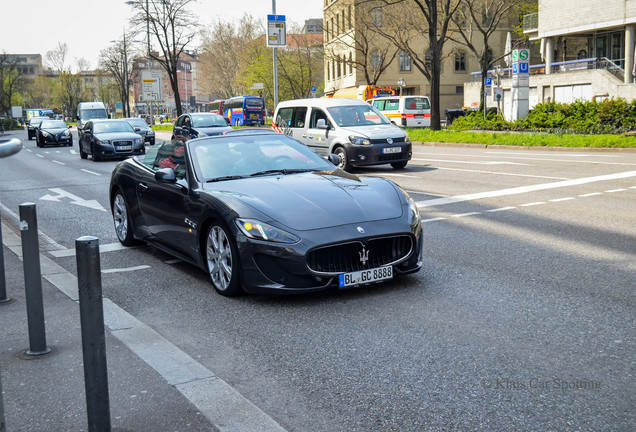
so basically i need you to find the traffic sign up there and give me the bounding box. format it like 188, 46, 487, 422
141, 69, 162, 102
512, 63, 519, 74
267, 15, 287, 47
519, 62, 529, 74
484, 77, 492, 86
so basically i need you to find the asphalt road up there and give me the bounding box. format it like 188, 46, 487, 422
1, 128, 634, 431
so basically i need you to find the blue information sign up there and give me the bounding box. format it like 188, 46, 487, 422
484, 77, 492, 86
519, 62, 529, 74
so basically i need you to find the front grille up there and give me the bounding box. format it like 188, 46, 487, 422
307, 235, 413, 274
369, 137, 406, 145
378, 153, 405, 161
113, 140, 133, 151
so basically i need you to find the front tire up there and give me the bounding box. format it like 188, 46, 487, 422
205, 222, 242, 296
92, 144, 101, 161
391, 161, 408, 169
334, 146, 351, 171
112, 192, 139, 246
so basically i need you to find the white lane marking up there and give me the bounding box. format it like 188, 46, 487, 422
630, 186, 636, 189
480, 153, 636, 166
486, 206, 516, 212
412, 157, 532, 166
422, 217, 446, 223
0, 202, 66, 251
81, 169, 101, 176
101, 265, 151, 274
452, 212, 481, 218
365, 173, 420, 178
52, 160, 65, 165
49, 242, 137, 258
605, 188, 627, 193
416, 170, 636, 208
70, 150, 78, 155
40, 187, 106, 212
36, 154, 44, 158
434, 166, 569, 180
520, 202, 546, 207
579, 192, 603, 197
405, 190, 449, 197
549, 197, 575, 202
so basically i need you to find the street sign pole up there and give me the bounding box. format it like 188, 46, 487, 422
272, 1, 279, 110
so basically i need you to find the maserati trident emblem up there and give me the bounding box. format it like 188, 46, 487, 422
359, 246, 370, 266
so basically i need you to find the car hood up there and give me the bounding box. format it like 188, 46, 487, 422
195, 126, 233, 136
207, 171, 404, 231
338, 124, 406, 140
95, 132, 142, 141
42, 128, 69, 134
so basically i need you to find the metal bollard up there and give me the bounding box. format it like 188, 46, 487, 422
0, 371, 5, 432
0, 206, 10, 304
19, 203, 50, 356
76, 236, 111, 432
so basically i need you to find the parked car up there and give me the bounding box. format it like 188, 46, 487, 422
124, 117, 156, 145
36, 120, 73, 147
109, 131, 423, 296
26, 116, 49, 140
78, 119, 144, 161
273, 98, 412, 171
368, 95, 431, 128
172, 113, 232, 139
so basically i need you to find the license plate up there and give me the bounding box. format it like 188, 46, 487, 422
115, 145, 132, 151
382, 147, 401, 154
339, 265, 393, 288
250, 114, 259, 119
414, 114, 423, 119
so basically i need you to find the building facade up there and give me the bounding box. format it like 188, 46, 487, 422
323, 0, 514, 116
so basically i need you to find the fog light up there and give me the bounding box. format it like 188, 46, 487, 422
359, 155, 366, 161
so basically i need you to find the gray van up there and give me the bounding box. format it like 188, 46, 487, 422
273, 98, 412, 171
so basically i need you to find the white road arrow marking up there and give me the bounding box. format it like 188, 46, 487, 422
39, 187, 106, 212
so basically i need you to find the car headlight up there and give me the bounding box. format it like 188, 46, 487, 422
404, 133, 411, 143
63, 130, 70, 136
135, 138, 143, 144
147, 129, 155, 136
348, 135, 371, 145
98, 139, 110, 145
235, 218, 300, 244
42, 131, 51, 137
408, 197, 420, 227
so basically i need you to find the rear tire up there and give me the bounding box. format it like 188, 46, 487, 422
391, 161, 408, 169
80, 146, 88, 159
112, 192, 139, 246
205, 222, 242, 296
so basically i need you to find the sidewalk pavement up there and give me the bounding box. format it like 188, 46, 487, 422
0, 214, 286, 431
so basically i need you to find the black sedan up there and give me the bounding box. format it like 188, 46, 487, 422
172, 113, 232, 139
36, 120, 73, 147
125, 117, 156, 145
79, 119, 145, 161
109, 132, 423, 296
27, 116, 49, 140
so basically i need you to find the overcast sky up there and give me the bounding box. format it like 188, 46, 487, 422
2, 0, 323, 70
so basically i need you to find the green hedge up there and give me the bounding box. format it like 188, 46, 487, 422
449, 98, 636, 134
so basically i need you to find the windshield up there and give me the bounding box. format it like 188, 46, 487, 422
245, 98, 264, 109
40, 120, 67, 129
327, 104, 390, 127
126, 119, 148, 128
80, 109, 108, 120
191, 114, 227, 128
93, 121, 134, 134
191, 133, 334, 181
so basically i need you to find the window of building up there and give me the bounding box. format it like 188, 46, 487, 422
325, 21, 329, 41
337, 55, 341, 77
454, 51, 466, 72
341, 10, 346, 32
399, 52, 411, 72
455, 86, 464, 94
349, 52, 353, 75
371, 7, 382, 27
371, 50, 381, 70
348, 5, 352, 29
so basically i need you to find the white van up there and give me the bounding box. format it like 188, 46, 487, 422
368, 96, 431, 128
273, 98, 412, 171
77, 102, 108, 130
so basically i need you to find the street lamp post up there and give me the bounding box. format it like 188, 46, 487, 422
126, 0, 152, 116
397, 78, 406, 96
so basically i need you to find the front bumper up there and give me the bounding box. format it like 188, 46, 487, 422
94, 141, 145, 159
40, 134, 72, 146
344, 142, 412, 167
235, 219, 423, 294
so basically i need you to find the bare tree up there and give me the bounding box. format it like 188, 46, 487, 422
46, 42, 70, 74
450, 0, 530, 111
99, 31, 141, 117
326, 5, 398, 86
276, 27, 325, 100
128, 0, 198, 116
358, 0, 462, 130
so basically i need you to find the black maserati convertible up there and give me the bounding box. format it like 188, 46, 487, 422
109, 131, 423, 296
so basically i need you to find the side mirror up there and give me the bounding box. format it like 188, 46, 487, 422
327, 154, 339, 166
155, 168, 176, 183
134, 127, 141, 132
316, 118, 329, 130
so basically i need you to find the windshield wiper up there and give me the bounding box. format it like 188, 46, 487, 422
207, 175, 245, 182
250, 168, 314, 177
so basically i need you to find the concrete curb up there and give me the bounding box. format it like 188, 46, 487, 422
412, 141, 636, 152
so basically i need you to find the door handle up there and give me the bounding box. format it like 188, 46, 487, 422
138, 183, 148, 191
